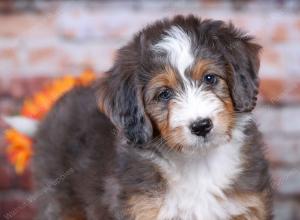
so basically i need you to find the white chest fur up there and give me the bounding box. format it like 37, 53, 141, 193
157, 129, 248, 220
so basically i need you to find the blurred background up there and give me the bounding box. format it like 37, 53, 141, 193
0, 0, 300, 219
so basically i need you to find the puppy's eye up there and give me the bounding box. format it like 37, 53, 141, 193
157, 88, 173, 101
203, 74, 218, 85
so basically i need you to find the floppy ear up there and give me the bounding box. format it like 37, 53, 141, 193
97, 59, 153, 145
220, 26, 261, 112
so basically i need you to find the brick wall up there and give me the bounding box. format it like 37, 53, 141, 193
0, 1, 300, 219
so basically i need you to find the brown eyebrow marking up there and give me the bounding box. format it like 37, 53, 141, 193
148, 66, 180, 90
190, 59, 217, 80
144, 66, 181, 103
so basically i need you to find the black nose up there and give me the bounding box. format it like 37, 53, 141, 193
190, 118, 213, 137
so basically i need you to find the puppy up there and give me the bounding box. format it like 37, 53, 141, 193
34, 15, 273, 220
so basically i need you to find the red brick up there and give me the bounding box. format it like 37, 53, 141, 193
271, 24, 288, 43
261, 47, 280, 64
295, 18, 300, 32
0, 79, 3, 94
26, 77, 52, 96
0, 14, 35, 37
15, 169, 33, 191
0, 165, 13, 190
259, 78, 300, 104
28, 48, 57, 65
0, 14, 54, 38
0, 77, 52, 98
0, 98, 22, 116
259, 78, 285, 104
0, 161, 33, 191
61, 29, 77, 40
8, 80, 28, 99
0, 131, 7, 155
0, 48, 17, 60
0, 196, 35, 220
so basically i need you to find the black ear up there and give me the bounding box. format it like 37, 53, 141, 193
97, 53, 152, 145
220, 25, 261, 112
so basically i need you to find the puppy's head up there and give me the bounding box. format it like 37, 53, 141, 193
98, 15, 261, 152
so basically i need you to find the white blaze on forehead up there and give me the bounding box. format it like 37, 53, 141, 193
153, 26, 194, 80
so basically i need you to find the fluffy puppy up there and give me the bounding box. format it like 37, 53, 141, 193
34, 15, 273, 220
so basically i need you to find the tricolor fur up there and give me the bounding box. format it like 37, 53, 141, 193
34, 15, 272, 220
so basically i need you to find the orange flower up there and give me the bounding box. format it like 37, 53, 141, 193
77, 70, 96, 86
5, 71, 97, 174
5, 129, 33, 174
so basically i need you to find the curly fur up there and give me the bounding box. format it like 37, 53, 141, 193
33, 15, 273, 220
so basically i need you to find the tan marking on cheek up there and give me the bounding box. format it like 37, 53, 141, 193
145, 72, 188, 152
125, 195, 162, 220
219, 97, 235, 137
164, 127, 185, 152
158, 102, 186, 152
213, 85, 235, 138
156, 100, 174, 134
146, 100, 185, 152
